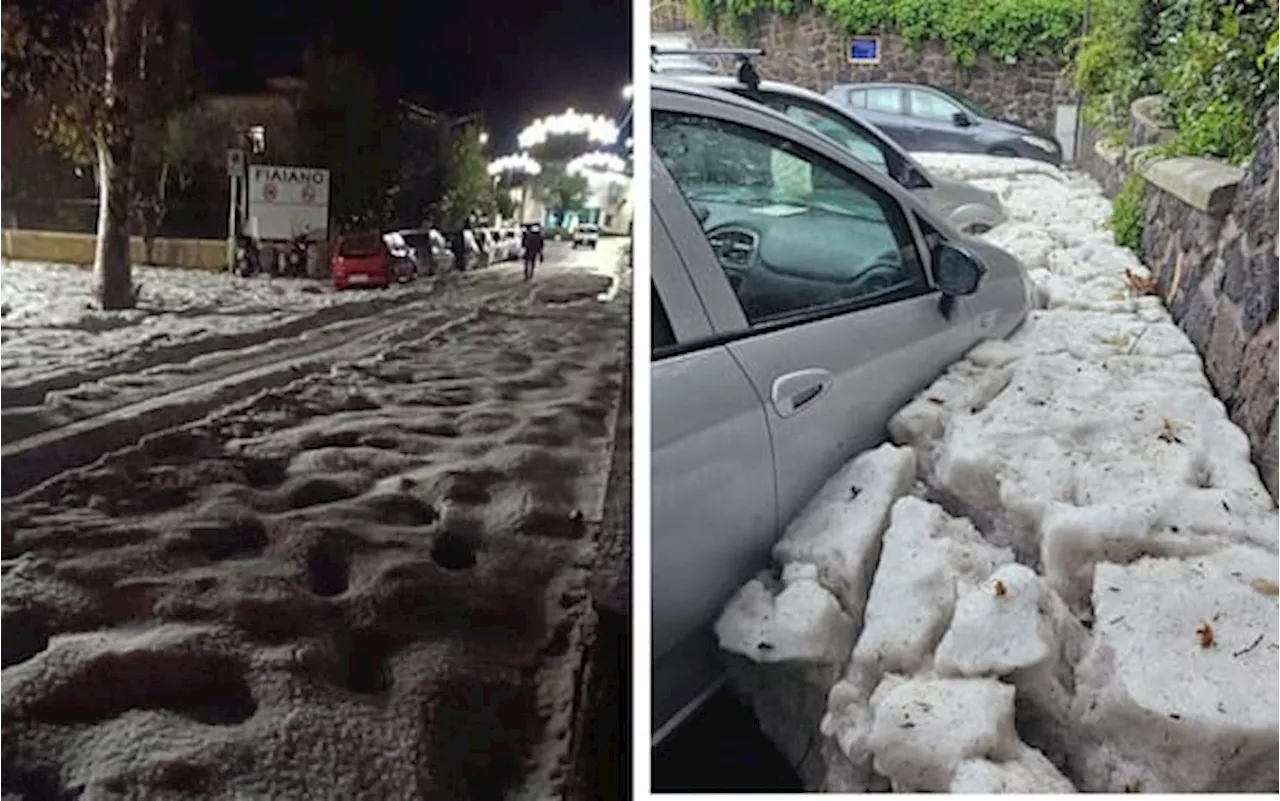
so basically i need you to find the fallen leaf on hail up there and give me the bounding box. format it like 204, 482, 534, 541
1250, 578, 1279, 596
1158, 418, 1188, 444
1100, 332, 1131, 348
1123, 267, 1159, 295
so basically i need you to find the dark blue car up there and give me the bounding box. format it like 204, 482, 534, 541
825, 82, 1063, 165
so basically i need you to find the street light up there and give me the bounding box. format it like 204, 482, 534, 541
478, 131, 490, 146
248, 125, 266, 155
622, 83, 633, 100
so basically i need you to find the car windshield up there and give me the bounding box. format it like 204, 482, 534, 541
338, 233, 384, 257
936, 87, 991, 118
403, 233, 431, 248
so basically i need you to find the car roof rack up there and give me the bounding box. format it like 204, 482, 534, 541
650, 46, 766, 92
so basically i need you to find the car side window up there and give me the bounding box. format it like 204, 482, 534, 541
864, 88, 903, 114
909, 89, 963, 121
846, 89, 867, 108
653, 283, 677, 353
653, 111, 927, 326
770, 99, 891, 176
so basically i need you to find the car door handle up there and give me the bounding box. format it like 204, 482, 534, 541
770, 368, 832, 418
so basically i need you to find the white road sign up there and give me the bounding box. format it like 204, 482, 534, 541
246, 165, 330, 241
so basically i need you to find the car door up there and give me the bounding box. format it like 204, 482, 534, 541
653, 89, 983, 539
650, 177, 776, 736
905, 87, 980, 153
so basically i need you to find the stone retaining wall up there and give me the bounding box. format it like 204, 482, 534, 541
1078, 123, 1127, 198
1, 229, 227, 269
651, 0, 1071, 133
1123, 107, 1279, 501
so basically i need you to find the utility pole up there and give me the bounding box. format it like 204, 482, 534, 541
1072, 0, 1092, 165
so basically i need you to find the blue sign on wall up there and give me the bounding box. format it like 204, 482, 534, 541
849, 36, 881, 64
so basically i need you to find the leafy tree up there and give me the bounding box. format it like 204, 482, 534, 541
296, 47, 399, 227
131, 103, 216, 261
536, 166, 590, 216
0, 98, 94, 209
437, 124, 497, 228
3, 0, 196, 308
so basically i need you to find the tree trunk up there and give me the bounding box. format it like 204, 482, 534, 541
94, 138, 135, 309
94, 0, 138, 310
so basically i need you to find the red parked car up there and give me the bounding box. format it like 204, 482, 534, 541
331, 231, 397, 290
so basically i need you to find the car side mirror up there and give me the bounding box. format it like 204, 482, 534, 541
952, 111, 972, 128
933, 242, 985, 296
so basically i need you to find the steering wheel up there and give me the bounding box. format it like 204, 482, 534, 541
851, 249, 903, 296
705, 223, 758, 293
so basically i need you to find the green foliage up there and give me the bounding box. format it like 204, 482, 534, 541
686, 0, 1084, 65
438, 125, 497, 228
1072, 0, 1278, 164
1157, 0, 1278, 164
1069, 0, 1153, 133
1109, 170, 1146, 251
536, 167, 590, 213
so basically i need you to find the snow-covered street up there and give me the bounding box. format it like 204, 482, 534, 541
1, 240, 630, 798
714, 156, 1278, 793
0, 241, 622, 402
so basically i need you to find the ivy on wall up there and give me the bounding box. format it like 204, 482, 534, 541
686, 0, 1085, 66
1072, 0, 1278, 165
1071, 0, 1278, 248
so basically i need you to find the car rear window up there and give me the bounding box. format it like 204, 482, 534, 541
338, 233, 384, 257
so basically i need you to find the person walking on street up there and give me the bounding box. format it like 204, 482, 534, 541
522, 223, 545, 282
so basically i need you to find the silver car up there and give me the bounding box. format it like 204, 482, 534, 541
653, 51, 1006, 235
650, 75, 1032, 741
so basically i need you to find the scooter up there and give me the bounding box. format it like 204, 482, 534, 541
234, 235, 263, 277
284, 235, 309, 278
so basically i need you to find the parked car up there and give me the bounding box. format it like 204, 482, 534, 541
652, 49, 1006, 234
441, 229, 483, 271
474, 228, 498, 267
383, 232, 422, 280
488, 227, 517, 262
649, 74, 1033, 743
332, 231, 401, 290
503, 227, 525, 261
572, 222, 600, 249
387, 228, 454, 276
825, 81, 1063, 165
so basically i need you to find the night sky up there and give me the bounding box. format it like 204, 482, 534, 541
193, 0, 632, 151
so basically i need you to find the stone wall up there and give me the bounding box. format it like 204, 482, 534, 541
1077, 96, 1181, 199
651, 0, 1072, 134
1134, 107, 1279, 500
1078, 123, 1127, 198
